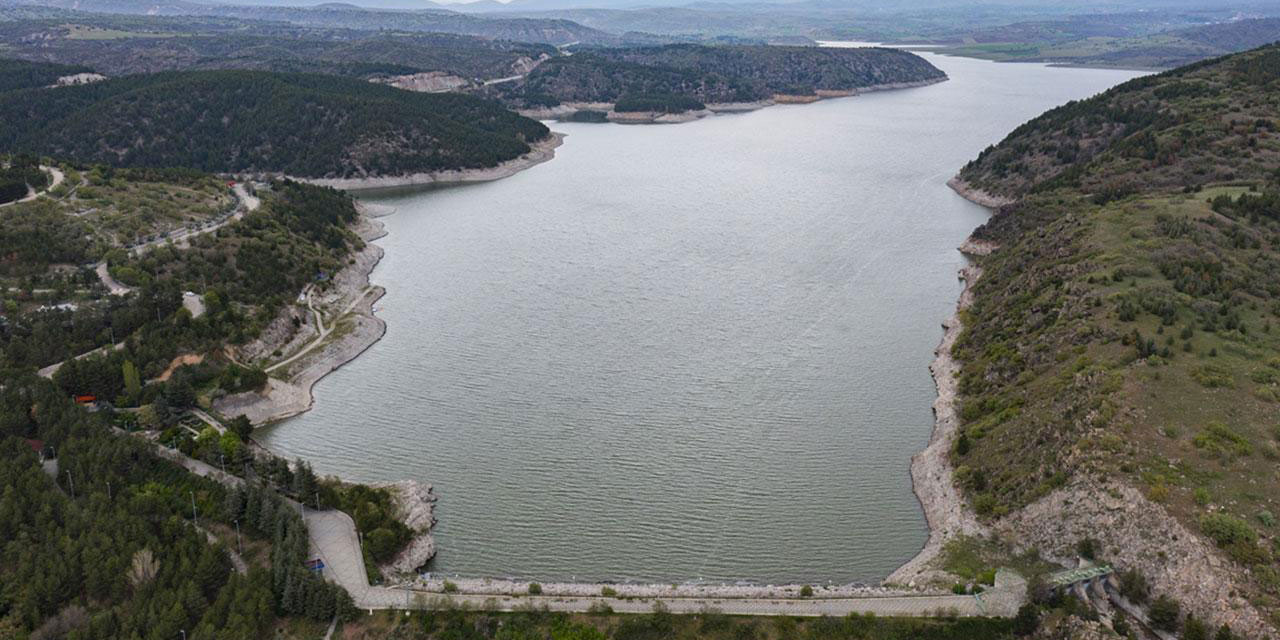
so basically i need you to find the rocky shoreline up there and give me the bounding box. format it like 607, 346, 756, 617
520, 77, 947, 125
373, 479, 439, 576
946, 177, 1015, 209
298, 132, 565, 191
887, 247, 989, 587
214, 212, 389, 426
887, 178, 1001, 586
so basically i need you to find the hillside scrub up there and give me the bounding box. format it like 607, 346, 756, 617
949, 43, 1280, 632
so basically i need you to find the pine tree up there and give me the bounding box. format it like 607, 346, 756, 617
122, 360, 141, 403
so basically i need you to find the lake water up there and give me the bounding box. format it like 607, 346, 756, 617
260, 52, 1141, 584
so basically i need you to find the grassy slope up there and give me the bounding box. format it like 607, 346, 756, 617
950, 44, 1280, 629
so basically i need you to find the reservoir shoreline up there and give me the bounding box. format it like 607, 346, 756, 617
887, 181, 999, 586
518, 77, 947, 124
254, 57, 1143, 587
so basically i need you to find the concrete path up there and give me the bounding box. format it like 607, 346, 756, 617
38, 340, 126, 379
95, 262, 131, 296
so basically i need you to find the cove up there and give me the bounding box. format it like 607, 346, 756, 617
259, 51, 1142, 584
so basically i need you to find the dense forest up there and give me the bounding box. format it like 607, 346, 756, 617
0, 57, 90, 92
0, 153, 48, 204
0, 68, 550, 178
948, 43, 1280, 637
0, 375, 352, 639
491, 44, 945, 109
0, 17, 556, 82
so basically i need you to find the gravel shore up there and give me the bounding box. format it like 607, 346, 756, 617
297, 133, 565, 191
886, 178, 1001, 586
519, 77, 947, 125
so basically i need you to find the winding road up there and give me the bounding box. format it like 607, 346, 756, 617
0, 165, 64, 209
94, 182, 261, 297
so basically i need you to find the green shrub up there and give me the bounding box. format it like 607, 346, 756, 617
1118, 569, 1150, 604
442, 580, 458, 593
1192, 422, 1252, 458
1258, 510, 1276, 527
528, 582, 542, 595
1200, 513, 1257, 547
1148, 594, 1181, 631
1191, 364, 1234, 388
798, 585, 813, 597
600, 586, 618, 597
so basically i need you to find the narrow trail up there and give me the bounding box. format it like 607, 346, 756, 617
264, 285, 376, 374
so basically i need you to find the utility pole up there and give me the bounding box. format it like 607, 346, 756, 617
235, 519, 243, 555
220, 453, 226, 475
106, 481, 111, 501
190, 490, 197, 523
65, 470, 75, 498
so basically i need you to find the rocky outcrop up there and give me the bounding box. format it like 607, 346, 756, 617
947, 177, 1015, 209
373, 71, 474, 93
373, 479, 438, 576
998, 481, 1277, 640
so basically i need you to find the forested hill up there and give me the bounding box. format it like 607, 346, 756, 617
0, 68, 550, 178
491, 44, 946, 109
0, 17, 556, 81
956, 44, 1280, 200
947, 43, 1280, 637
0, 58, 91, 92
